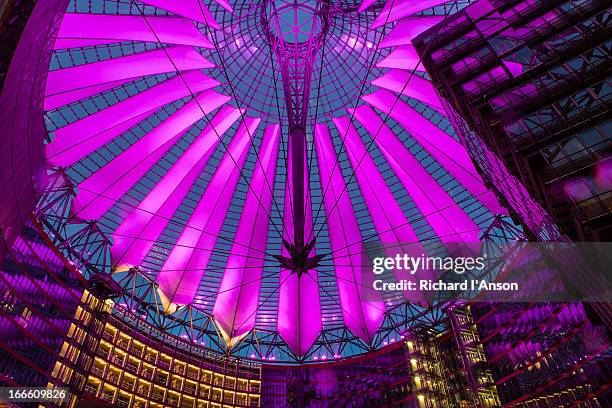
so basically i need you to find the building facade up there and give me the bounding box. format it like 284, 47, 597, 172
0, 0, 37, 89
0, 220, 610, 407
414, 0, 611, 241
411, 2, 612, 406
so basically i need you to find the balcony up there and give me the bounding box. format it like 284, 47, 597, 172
91, 366, 105, 377
151, 392, 164, 401
116, 398, 129, 408
84, 384, 98, 395
101, 392, 114, 403
121, 381, 135, 391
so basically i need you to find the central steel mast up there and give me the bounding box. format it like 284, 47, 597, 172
265, 0, 329, 274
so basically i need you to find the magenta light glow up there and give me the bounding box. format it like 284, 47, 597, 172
37, 0, 507, 358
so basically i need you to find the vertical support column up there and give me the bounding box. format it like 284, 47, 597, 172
266, 1, 328, 250
290, 126, 306, 247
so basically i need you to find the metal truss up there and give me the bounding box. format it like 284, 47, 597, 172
34, 167, 527, 363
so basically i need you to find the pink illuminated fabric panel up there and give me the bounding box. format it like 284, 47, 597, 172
333, 117, 419, 244
358, 0, 378, 13
44, 78, 133, 111
156, 118, 260, 306
315, 124, 385, 343
53, 39, 121, 49
111, 106, 242, 267
333, 117, 431, 304
55, 14, 214, 49
362, 89, 507, 215
46, 45, 213, 96
72, 90, 231, 221
379, 17, 444, 48
377, 45, 423, 71
213, 0, 233, 12
48, 110, 153, 166
372, 0, 448, 28
47, 71, 219, 167
372, 69, 444, 112
277, 138, 322, 356
213, 124, 280, 341
352, 105, 479, 243
138, 0, 220, 29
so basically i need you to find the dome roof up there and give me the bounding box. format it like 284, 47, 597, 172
38, 0, 507, 362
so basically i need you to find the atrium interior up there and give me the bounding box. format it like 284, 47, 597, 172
0, 0, 610, 407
